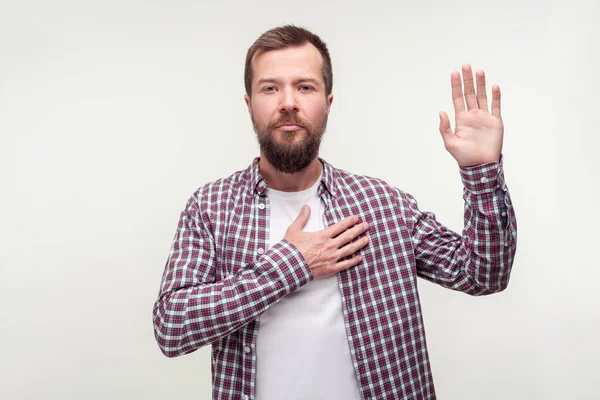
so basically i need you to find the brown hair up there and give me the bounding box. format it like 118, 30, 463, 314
244, 25, 333, 97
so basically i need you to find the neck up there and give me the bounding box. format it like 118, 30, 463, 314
258, 155, 322, 192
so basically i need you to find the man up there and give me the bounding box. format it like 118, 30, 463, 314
153, 25, 517, 400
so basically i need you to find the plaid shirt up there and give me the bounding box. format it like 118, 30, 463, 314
153, 157, 517, 400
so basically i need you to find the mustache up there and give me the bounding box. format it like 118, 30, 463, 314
268, 115, 309, 129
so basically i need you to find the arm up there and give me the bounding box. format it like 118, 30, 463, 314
152, 198, 368, 358
409, 157, 517, 295
152, 197, 312, 358
409, 64, 517, 295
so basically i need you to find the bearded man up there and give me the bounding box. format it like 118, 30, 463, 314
153, 25, 517, 400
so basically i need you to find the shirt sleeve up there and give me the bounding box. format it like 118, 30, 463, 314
152, 197, 313, 358
407, 156, 517, 296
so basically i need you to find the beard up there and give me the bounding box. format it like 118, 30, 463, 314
252, 111, 328, 174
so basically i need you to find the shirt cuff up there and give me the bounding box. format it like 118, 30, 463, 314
459, 154, 506, 195
259, 239, 313, 291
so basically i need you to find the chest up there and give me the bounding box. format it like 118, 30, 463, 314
212, 192, 417, 292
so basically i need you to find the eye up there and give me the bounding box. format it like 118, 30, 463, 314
299, 85, 314, 92
262, 86, 277, 92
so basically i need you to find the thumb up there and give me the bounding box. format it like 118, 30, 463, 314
289, 205, 311, 232
439, 111, 453, 138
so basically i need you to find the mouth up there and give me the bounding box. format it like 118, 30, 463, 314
276, 124, 304, 131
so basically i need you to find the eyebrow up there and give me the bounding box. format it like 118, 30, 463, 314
256, 77, 321, 86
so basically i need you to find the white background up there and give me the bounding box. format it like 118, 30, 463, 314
1, 0, 599, 399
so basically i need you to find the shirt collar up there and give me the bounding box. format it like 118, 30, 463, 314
248, 157, 338, 198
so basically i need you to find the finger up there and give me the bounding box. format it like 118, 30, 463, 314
336, 235, 369, 260
451, 71, 466, 115
475, 70, 489, 112
289, 205, 311, 232
315, 254, 363, 279
333, 222, 370, 249
324, 215, 360, 238
333, 254, 363, 273
462, 64, 477, 110
491, 84, 501, 118
439, 111, 452, 137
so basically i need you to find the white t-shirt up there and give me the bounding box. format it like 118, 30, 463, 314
255, 175, 361, 400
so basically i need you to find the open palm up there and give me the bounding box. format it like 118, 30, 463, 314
439, 64, 504, 167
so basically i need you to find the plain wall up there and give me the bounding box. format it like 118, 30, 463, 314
1, 0, 599, 399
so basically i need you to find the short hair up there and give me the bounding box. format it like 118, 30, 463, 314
244, 25, 333, 97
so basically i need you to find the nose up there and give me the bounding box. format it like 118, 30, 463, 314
279, 88, 299, 113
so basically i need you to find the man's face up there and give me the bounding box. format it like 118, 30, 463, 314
244, 43, 334, 174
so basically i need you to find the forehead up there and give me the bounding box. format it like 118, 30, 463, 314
251, 42, 324, 82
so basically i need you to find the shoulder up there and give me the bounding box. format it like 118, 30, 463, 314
329, 163, 421, 226
331, 163, 414, 205
184, 164, 254, 216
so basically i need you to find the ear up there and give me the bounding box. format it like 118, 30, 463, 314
326, 93, 334, 112
244, 93, 252, 115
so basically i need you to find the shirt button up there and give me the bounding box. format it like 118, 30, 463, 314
258, 203, 265, 210
243, 395, 249, 400
257, 248, 264, 255
480, 177, 489, 183
244, 346, 251, 354
501, 212, 507, 216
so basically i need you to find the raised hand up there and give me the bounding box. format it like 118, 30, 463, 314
439, 64, 504, 167
284, 206, 370, 279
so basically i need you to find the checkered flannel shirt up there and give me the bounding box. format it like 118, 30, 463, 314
153, 157, 517, 399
